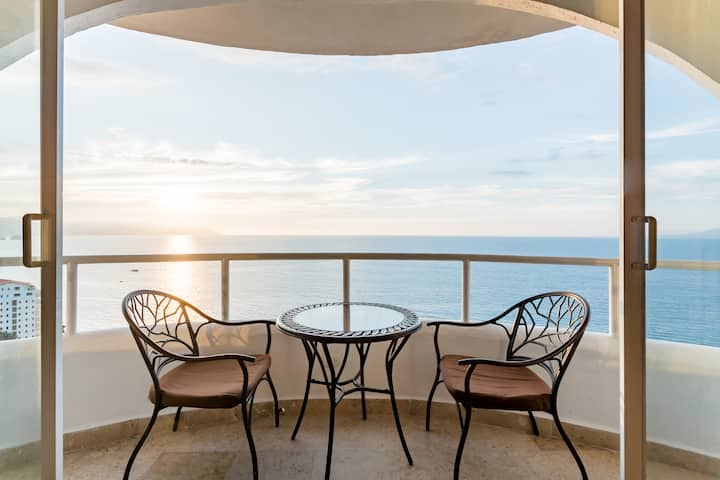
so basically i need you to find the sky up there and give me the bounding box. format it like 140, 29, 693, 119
0, 23, 719, 237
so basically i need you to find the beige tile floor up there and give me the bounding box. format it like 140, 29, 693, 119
5, 401, 718, 479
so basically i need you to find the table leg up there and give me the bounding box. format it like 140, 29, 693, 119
290, 334, 414, 477
386, 336, 413, 466
319, 343, 338, 480
292, 340, 316, 440
355, 343, 370, 420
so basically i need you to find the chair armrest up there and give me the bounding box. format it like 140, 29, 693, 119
456, 357, 538, 367
426, 319, 499, 328
210, 319, 275, 327
206, 319, 276, 355
427, 319, 508, 365
166, 351, 257, 364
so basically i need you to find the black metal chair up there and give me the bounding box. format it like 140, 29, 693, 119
121, 290, 280, 480
425, 292, 590, 480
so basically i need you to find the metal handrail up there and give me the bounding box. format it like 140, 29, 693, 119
1, 252, 618, 266
1, 251, 718, 337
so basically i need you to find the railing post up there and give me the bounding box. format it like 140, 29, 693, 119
221, 259, 230, 321
462, 259, 471, 322
609, 263, 620, 337
65, 261, 78, 335
343, 258, 350, 304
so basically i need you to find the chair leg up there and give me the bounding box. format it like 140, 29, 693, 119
248, 393, 255, 430
425, 368, 441, 431
172, 407, 182, 432
528, 410, 539, 436
359, 345, 368, 421
552, 409, 588, 480
385, 339, 413, 466
123, 405, 161, 480
455, 401, 464, 431
292, 341, 315, 440
241, 401, 259, 480
265, 371, 280, 428
453, 403, 472, 480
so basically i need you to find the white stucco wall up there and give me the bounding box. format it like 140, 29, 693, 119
2, 323, 719, 459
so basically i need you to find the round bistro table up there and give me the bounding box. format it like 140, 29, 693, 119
276, 302, 421, 480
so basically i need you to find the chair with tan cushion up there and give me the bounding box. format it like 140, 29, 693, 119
425, 292, 590, 480
122, 290, 280, 480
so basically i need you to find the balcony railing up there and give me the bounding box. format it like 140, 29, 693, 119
1, 252, 717, 337
2, 251, 719, 475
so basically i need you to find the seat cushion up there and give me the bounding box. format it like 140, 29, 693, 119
149, 354, 271, 409
439, 354, 551, 412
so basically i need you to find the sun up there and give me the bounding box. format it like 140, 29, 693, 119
155, 187, 200, 215
166, 234, 195, 254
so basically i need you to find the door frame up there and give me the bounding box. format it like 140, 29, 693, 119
620, 0, 647, 478
39, 0, 63, 478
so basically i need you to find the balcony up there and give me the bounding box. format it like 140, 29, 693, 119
1, 251, 719, 478
6, 401, 715, 479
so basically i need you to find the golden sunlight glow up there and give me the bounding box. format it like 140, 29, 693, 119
164, 261, 195, 295
155, 188, 199, 215
163, 235, 196, 295
166, 234, 194, 254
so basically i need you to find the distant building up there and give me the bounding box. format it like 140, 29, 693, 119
0, 280, 40, 339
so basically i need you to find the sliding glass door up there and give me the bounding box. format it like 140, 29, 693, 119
0, 0, 63, 478
645, 1, 720, 477
0, 1, 44, 476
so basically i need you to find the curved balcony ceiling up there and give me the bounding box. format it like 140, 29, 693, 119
0, 0, 718, 95
109, 2, 571, 55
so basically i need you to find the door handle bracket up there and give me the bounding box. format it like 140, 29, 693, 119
22, 213, 47, 268
631, 215, 657, 271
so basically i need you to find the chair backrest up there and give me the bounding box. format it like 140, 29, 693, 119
122, 290, 213, 378
504, 292, 590, 385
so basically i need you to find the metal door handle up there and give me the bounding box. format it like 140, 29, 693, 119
632, 216, 657, 271
22, 213, 46, 268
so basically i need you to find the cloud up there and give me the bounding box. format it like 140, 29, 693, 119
189, 45, 344, 73
0, 53, 169, 89
65, 57, 170, 89
65, 129, 422, 177
647, 120, 720, 140
583, 132, 618, 143
365, 55, 454, 82
508, 144, 607, 167
308, 155, 419, 173
188, 43, 453, 82
507, 178, 617, 202
566, 119, 720, 144
0, 127, 620, 235
61, 129, 423, 202
59, 130, 520, 232
652, 159, 720, 178
488, 169, 532, 176
645, 159, 720, 209
1, 126, 621, 235
143, 156, 233, 167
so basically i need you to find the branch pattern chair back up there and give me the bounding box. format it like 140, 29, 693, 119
504, 292, 589, 387
124, 290, 215, 383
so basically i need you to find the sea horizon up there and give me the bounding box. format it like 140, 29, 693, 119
0, 234, 718, 347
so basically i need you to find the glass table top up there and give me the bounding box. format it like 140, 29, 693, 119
292, 303, 406, 333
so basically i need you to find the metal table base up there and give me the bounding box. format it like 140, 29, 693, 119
291, 337, 413, 480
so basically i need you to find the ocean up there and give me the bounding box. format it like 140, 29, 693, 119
1, 235, 719, 347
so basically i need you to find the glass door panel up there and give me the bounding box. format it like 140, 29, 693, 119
0, 1, 42, 477
646, 2, 720, 476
